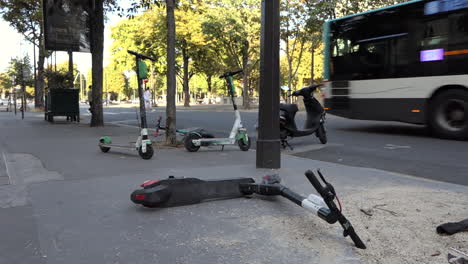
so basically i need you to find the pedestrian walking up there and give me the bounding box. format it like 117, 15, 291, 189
87, 86, 93, 114
144, 88, 151, 110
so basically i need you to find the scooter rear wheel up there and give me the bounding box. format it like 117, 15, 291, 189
184, 133, 201, 152
316, 123, 327, 144
100, 146, 111, 153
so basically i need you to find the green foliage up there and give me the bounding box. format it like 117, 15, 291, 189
7, 56, 33, 87
105, 0, 411, 100
0, 0, 42, 45
0, 73, 13, 96
44, 62, 79, 89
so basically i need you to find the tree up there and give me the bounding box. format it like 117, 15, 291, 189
7, 56, 33, 87
192, 46, 223, 104
0, 73, 13, 97
88, 0, 106, 126
165, 0, 177, 145
109, 1, 178, 144
202, 0, 261, 109
175, 3, 206, 107
0, 0, 47, 109
280, 0, 309, 93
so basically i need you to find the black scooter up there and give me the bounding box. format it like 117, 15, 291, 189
280, 84, 327, 150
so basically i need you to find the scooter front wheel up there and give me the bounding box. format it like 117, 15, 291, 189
139, 144, 154, 160
184, 133, 201, 152
316, 123, 327, 144
238, 136, 251, 151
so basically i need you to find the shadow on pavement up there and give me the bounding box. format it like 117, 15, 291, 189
337, 123, 432, 138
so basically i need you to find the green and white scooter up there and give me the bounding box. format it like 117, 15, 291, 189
184, 70, 251, 152
99, 50, 155, 160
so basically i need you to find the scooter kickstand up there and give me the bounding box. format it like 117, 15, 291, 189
282, 140, 294, 151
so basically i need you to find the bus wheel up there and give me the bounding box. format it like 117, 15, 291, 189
429, 90, 468, 140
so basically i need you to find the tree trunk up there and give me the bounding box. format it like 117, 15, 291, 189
33, 44, 37, 106
68, 51, 73, 87
310, 48, 315, 84
90, 0, 104, 127
182, 48, 190, 107
35, 41, 45, 109
242, 66, 250, 109
207, 75, 212, 104
287, 56, 293, 103
242, 41, 250, 109
165, 0, 177, 145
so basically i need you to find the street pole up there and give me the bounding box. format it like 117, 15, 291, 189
14, 90, 17, 115
105, 71, 108, 106
21, 62, 25, 120
135, 57, 147, 129
256, 0, 281, 169
33, 44, 37, 108
22, 84, 25, 120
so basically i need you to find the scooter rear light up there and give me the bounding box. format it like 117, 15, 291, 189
141, 179, 159, 187
134, 194, 146, 200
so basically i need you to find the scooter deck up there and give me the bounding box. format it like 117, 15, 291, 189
131, 177, 255, 208
99, 143, 135, 150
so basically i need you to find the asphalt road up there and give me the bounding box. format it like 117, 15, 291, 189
87, 106, 468, 186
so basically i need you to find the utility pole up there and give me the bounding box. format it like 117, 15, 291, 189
21, 68, 25, 120
105, 71, 108, 106
33, 44, 37, 108
256, 0, 281, 169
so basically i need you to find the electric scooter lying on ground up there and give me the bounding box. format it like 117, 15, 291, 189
280, 84, 327, 150
183, 70, 251, 152
98, 50, 155, 160
130, 170, 366, 249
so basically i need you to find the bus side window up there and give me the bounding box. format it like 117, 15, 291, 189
448, 13, 468, 75
420, 18, 448, 76
421, 19, 448, 48
390, 37, 410, 78
358, 40, 388, 79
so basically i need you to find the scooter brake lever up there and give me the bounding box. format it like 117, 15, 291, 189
317, 169, 336, 197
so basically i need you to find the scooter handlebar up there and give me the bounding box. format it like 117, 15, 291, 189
305, 170, 326, 196
305, 170, 367, 249
291, 84, 323, 97
219, 70, 243, 79
127, 50, 156, 61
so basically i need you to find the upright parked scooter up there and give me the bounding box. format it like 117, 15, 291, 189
183, 70, 251, 152
280, 84, 327, 150
98, 50, 156, 160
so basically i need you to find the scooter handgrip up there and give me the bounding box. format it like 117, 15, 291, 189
127, 50, 156, 61
305, 170, 325, 196
230, 69, 243, 76
219, 70, 243, 78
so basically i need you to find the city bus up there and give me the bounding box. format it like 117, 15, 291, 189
322, 0, 468, 140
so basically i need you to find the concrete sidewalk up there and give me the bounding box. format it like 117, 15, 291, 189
0, 112, 467, 264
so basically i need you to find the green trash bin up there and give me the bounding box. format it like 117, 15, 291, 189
45, 89, 80, 122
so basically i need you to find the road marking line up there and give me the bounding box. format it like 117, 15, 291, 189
384, 144, 411, 150
2, 152, 11, 185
